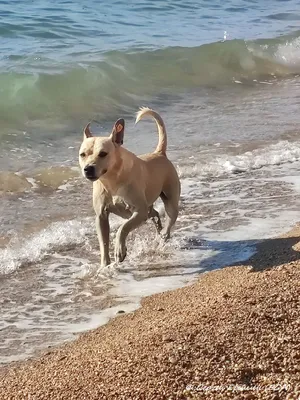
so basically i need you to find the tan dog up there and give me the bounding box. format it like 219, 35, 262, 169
79, 107, 180, 266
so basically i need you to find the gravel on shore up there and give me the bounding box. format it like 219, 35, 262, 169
1, 226, 300, 399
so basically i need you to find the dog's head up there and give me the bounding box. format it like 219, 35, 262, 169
79, 119, 125, 181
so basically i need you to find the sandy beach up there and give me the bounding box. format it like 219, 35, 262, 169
1, 225, 300, 400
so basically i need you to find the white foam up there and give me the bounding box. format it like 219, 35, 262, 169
110, 272, 194, 300
223, 141, 300, 173
277, 175, 300, 194
274, 37, 300, 68
66, 303, 140, 334
178, 140, 300, 178
0, 218, 93, 275
25, 177, 38, 189
247, 36, 300, 72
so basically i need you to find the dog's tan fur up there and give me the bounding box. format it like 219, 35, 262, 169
79, 107, 180, 266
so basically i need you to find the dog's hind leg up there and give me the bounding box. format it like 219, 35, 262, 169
160, 192, 179, 240
148, 206, 162, 234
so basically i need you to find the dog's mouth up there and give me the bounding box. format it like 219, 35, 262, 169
86, 176, 98, 182
85, 169, 107, 182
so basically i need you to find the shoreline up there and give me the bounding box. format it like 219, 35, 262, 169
1, 225, 300, 399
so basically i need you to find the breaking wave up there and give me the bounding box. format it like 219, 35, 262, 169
1, 31, 300, 131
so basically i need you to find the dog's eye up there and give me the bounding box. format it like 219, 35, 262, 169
99, 151, 108, 158
80, 152, 86, 158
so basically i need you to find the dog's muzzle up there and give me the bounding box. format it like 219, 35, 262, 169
84, 165, 97, 181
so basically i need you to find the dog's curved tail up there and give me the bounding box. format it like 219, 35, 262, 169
135, 107, 167, 155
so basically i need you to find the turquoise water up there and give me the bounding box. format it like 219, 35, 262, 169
2, 0, 299, 58
1, 0, 300, 131
1, 1, 300, 364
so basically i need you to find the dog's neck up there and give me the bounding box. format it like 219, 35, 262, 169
97, 147, 136, 194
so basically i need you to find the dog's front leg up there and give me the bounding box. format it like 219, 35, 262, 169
96, 213, 110, 267
114, 208, 148, 263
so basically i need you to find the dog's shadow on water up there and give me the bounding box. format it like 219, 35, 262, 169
180, 234, 300, 275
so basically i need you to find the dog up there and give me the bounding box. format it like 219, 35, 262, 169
79, 107, 180, 267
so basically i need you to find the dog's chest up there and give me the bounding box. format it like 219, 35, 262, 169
112, 195, 130, 209
108, 195, 133, 218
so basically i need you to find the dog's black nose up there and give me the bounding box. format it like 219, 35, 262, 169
84, 165, 95, 178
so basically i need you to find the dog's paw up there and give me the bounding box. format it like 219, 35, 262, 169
114, 242, 127, 263
160, 229, 170, 241
100, 255, 111, 268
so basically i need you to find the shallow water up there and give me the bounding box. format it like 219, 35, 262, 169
1, 0, 300, 364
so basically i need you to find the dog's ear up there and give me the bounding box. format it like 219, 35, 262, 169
83, 122, 93, 139
110, 118, 125, 146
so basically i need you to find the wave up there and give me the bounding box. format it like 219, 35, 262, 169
178, 140, 300, 178
0, 219, 92, 275
1, 31, 300, 132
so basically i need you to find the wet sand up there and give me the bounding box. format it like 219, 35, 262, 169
1, 226, 300, 399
